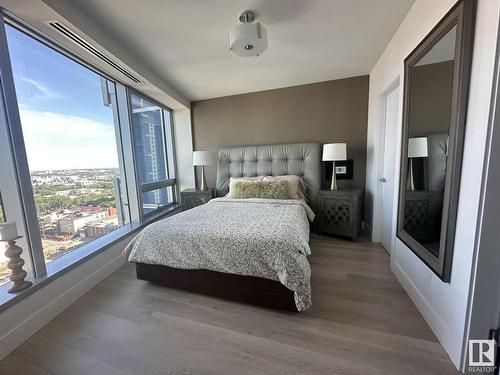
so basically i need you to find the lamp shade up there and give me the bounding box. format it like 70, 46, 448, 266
408, 137, 428, 158
0, 222, 18, 241
193, 151, 212, 166
322, 143, 347, 161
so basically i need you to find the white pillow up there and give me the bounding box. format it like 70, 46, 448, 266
227, 176, 265, 198
263, 175, 306, 199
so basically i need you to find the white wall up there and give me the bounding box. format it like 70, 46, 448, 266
366, 0, 500, 370
463, 41, 500, 367
173, 109, 196, 192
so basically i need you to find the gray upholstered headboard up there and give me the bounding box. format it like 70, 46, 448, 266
425, 133, 448, 194
215, 142, 321, 212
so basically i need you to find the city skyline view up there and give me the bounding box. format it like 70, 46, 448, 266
6, 23, 119, 171
1, 21, 169, 284
0, 23, 127, 280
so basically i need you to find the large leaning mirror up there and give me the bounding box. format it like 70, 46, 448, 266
397, 0, 475, 282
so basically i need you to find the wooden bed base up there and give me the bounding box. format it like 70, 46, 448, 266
135, 263, 298, 312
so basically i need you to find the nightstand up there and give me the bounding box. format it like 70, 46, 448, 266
318, 188, 363, 241
181, 188, 214, 210
404, 190, 435, 241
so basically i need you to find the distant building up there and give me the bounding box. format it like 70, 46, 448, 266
107, 207, 117, 216
85, 221, 118, 238
132, 103, 168, 207
57, 210, 107, 235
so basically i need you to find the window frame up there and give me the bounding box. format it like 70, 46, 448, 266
0, 191, 5, 222
0, 15, 45, 277
127, 89, 177, 221
0, 12, 179, 286
1, 18, 135, 276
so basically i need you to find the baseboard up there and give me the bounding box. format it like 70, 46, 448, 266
391, 259, 458, 368
0, 253, 125, 360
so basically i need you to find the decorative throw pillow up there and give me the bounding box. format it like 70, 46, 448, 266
263, 175, 306, 199
230, 180, 289, 199
230, 180, 261, 198
228, 176, 265, 198
258, 180, 289, 199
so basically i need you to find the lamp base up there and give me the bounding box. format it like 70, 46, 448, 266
200, 165, 208, 191
9, 280, 32, 294
330, 161, 338, 191
5, 239, 32, 294
406, 158, 416, 191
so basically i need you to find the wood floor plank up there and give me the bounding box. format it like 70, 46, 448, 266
0, 354, 55, 375
0, 235, 458, 374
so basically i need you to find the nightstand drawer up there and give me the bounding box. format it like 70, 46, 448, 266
184, 195, 210, 209
318, 189, 363, 241
181, 189, 214, 210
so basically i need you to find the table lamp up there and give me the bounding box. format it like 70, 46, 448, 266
0, 222, 32, 293
193, 151, 212, 190
322, 143, 347, 191
407, 137, 428, 191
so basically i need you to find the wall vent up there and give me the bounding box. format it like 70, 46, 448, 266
45, 20, 141, 84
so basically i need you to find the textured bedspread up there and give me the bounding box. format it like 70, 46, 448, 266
123, 197, 315, 311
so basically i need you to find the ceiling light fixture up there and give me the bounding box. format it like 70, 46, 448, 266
229, 10, 268, 57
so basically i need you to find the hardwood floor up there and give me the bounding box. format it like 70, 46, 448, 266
0, 235, 458, 374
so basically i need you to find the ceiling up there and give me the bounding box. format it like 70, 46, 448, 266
416, 26, 456, 66
49, 0, 414, 101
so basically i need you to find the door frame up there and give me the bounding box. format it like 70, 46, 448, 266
372, 76, 400, 253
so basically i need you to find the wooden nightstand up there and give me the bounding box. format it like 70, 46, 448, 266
318, 188, 363, 241
181, 188, 214, 210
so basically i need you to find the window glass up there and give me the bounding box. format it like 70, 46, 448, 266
141, 186, 174, 216
5, 24, 129, 264
131, 94, 168, 184
130, 92, 175, 217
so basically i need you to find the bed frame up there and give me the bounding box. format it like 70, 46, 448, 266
135, 142, 321, 311
136, 263, 298, 311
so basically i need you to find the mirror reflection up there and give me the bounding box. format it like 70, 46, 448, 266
403, 26, 456, 257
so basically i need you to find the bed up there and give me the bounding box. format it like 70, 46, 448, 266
123, 142, 320, 311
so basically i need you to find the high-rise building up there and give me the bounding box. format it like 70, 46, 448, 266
131, 97, 168, 209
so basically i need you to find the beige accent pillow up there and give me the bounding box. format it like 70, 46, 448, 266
259, 180, 289, 199
227, 176, 264, 198
263, 175, 306, 199
230, 180, 289, 199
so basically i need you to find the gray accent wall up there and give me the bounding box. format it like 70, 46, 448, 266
191, 76, 369, 190
409, 60, 454, 137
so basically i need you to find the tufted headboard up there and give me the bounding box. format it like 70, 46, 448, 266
425, 133, 448, 195
215, 142, 321, 212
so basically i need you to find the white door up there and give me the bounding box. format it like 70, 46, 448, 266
380, 87, 399, 253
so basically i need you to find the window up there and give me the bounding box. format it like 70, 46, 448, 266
5, 24, 129, 266
130, 92, 176, 217
0, 14, 179, 295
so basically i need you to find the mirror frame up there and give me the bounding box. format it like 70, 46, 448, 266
397, 0, 476, 282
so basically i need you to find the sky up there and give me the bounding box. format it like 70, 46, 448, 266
5, 24, 119, 171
